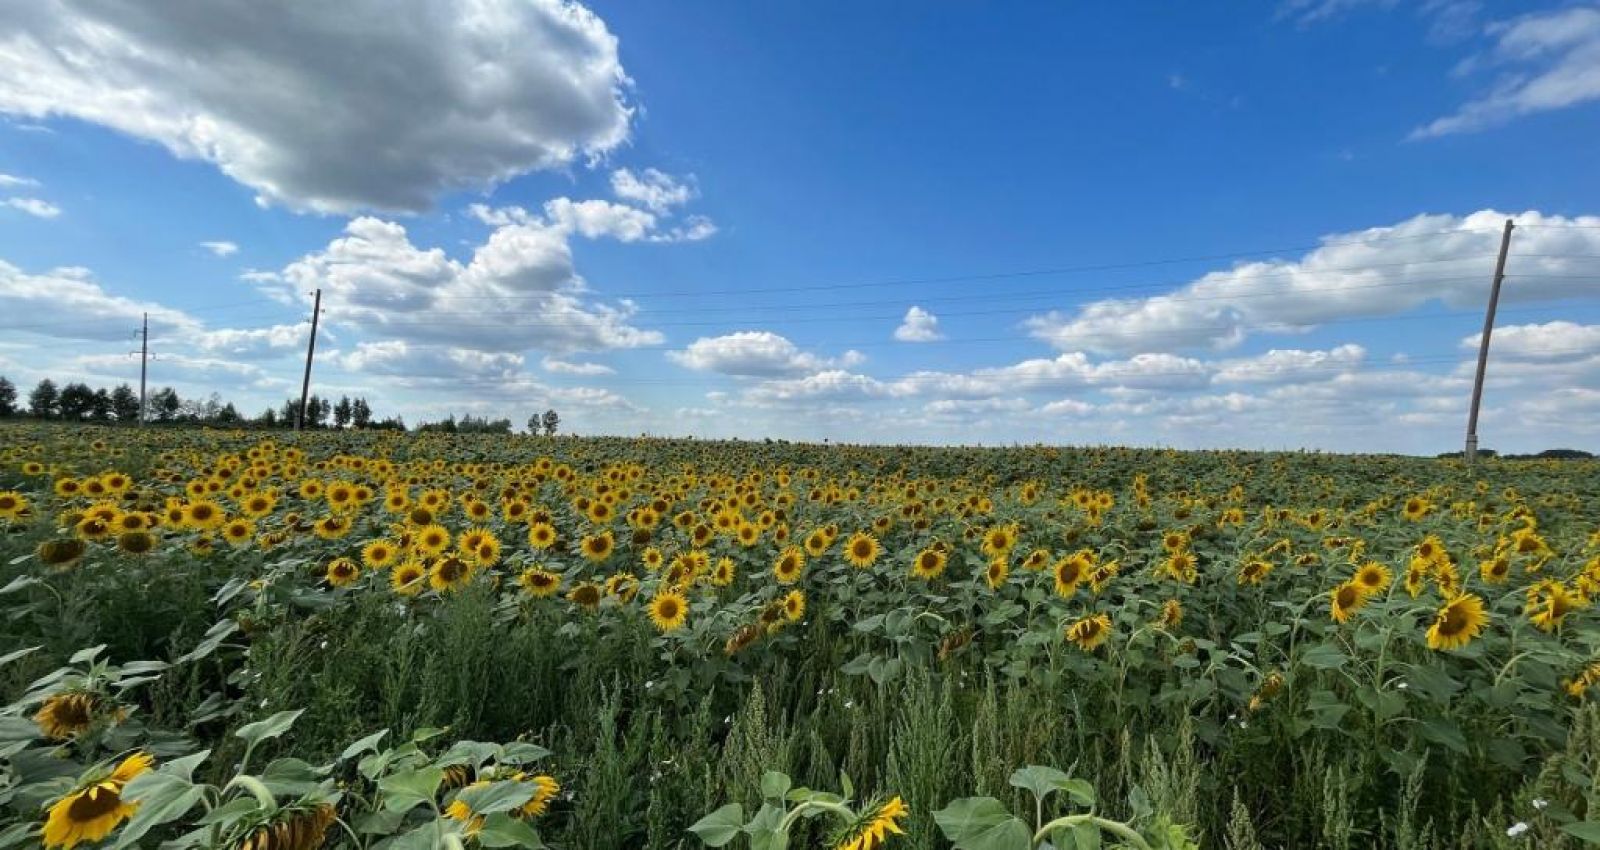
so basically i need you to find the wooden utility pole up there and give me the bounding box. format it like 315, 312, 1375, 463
1464, 219, 1514, 463
296, 289, 322, 432
138, 313, 149, 426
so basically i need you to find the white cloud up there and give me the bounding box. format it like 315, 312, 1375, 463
1412, 7, 1600, 138
0, 173, 37, 187
894, 306, 944, 342
1463, 321, 1600, 362
669, 331, 865, 377
0, 0, 632, 213
1024, 210, 1600, 355
3, 197, 60, 218
192, 323, 309, 359
542, 356, 615, 375
265, 216, 662, 357
469, 194, 715, 244
0, 260, 199, 341
1212, 344, 1366, 384
200, 241, 239, 257
610, 168, 695, 213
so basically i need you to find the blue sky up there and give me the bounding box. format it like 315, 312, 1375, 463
1, 0, 1598, 451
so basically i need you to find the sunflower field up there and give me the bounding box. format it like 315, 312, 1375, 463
2, 423, 1600, 849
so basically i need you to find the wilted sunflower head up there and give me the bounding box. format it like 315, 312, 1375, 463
233, 802, 337, 850
37, 537, 87, 569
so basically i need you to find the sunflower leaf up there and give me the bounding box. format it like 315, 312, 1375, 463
234, 708, 304, 747
456, 780, 535, 816
934, 797, 1032, 850
1562, 822, 1600, 844
114, 775, 206, 848
476, 813, 545, 848
688, 803, 745, 847
340, 728, 390, 761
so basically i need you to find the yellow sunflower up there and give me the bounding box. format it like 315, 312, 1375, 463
1065, 613, 1112, 651
836, 796, 908, 850
527, 521, 557, 550
649, 590, 690, 632
910, 547, 947, 580
773, 546, 806, 584
1330, 581, 1367, 624
842, 532, 881, 569
326, 557, 360, 588
580, 531, 615, 562
390, 560, 427, 596
41, 752, 153, 849
1426, 594, 1487, 651
1353, 562, 1392, 595
783, 589, 806, 622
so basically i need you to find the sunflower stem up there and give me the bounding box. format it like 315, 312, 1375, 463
225, 774, 278, 813
1032, 814, 1153, 850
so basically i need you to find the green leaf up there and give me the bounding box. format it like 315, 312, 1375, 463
498, 741, 552, 765
933, 797, 1032, 850
235, 709, 303, 747
379, 767, 445, 811
114, 775, 205, 848
1008, 766, 1094, 808
1299, 643, 1347, 671
0, 645, 40, 667
0, 716, 38, 742
0, 576, 40, 596
68, 644, 106, 665
761, 771, 792, 801
688, 803, 745, 847
161, 749, 213, 782
258, 757, 326, 796
455, 780, 536, 816
340, 728, 390, 761
476, 813, 545, 848
745, 802, 790, 850
1562, 822, 1600, 844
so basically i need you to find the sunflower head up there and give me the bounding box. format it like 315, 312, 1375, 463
649, 590, 689, 632
832, 796, 909, 850
1427, 594, 1488, 651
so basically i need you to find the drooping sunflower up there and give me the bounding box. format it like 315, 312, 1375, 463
515, 567, 560, 598
910, 547, 947, 580
1158, 598, 1184, 629
390, 560, 427, 596
1527, 581, 1585, 632
115, 531, 157, 557
429, 555, 474, 592
326, 557, 360, 588
1479, 555, 1512, 584
233, 802, 336, 850
34, 691, 113, 740
41, 751, 152, 849
1237, 560, 1273, 586
312, 515, 352, 541
834, 796, 909, 850
1065, 613, 1112, 651
568, 582, 603, 611
649, 589, 690, 632
37, 538, 87, 570
520, 774, 560, 817
773, 546, 806, 584
1426, 594, 1487, 651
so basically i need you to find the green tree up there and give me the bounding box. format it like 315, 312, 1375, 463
28, 379, 58, 418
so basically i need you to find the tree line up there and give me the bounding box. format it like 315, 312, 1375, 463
0, 376, 562, 436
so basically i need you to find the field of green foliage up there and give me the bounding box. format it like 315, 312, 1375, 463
3, 423, 1599, 849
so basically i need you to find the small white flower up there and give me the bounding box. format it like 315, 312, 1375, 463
1507, 822, 1530, 838
1532, 798, 1548, 810
843, 700, 855, 709
1397, 681, 1409, 690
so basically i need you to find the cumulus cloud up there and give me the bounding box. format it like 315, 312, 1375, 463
610, 168, 695, 213
0, 261, 199, 341
259, 216, 662, 356
894, 306, 944, 342
468, 193, 715, 243
192, 323, 310, 360
542, 356, 615, 375
1463, 321, 1600, 362
0, 0, 632, 213
1023, 210, 1600, 355
200, 241, 239, 257
3, 197, 60, 218
1413, 7, 1600, 138
669, 331, 865, 377
1212, 344, 1366, 384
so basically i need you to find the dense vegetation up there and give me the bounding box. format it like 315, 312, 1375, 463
2, 424, 1599, 848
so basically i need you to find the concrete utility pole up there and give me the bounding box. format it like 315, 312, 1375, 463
138, 313, 149, 426
296, 288, 322, 432
1464, 218, 1514, 463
